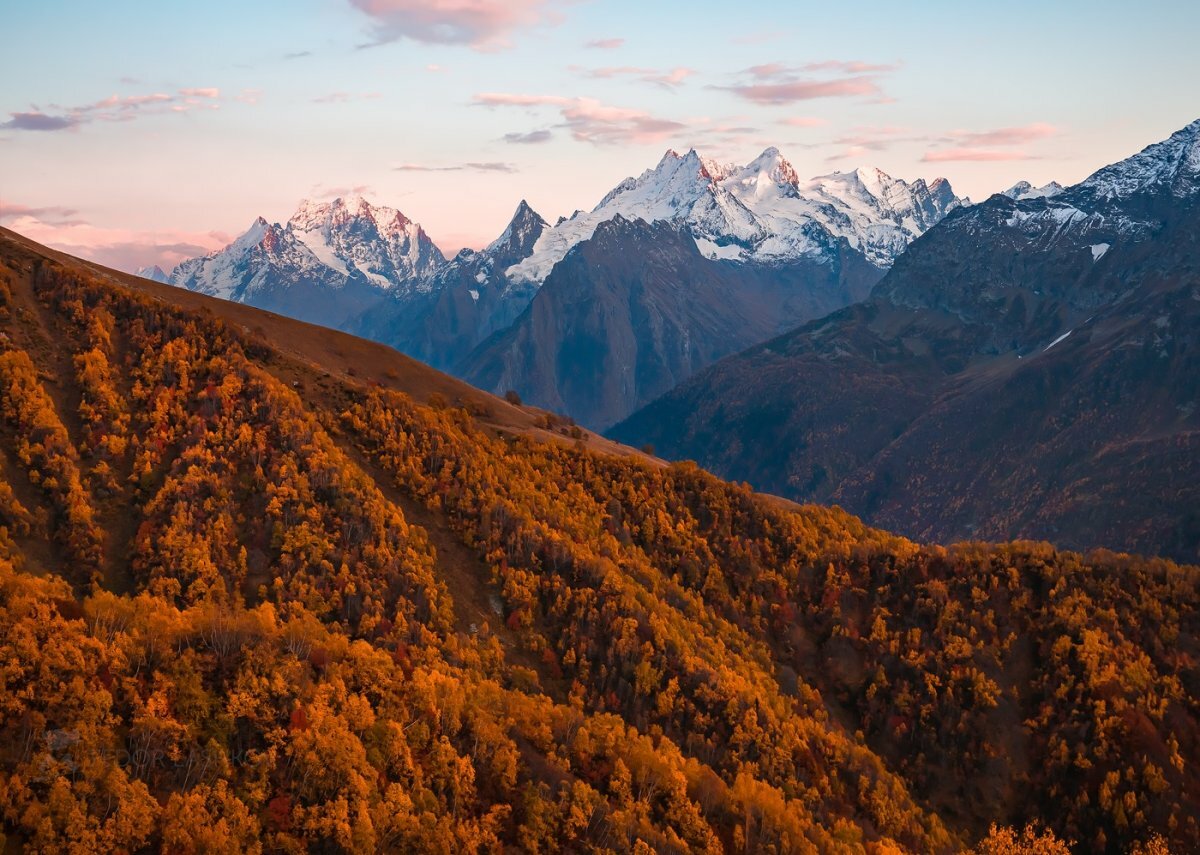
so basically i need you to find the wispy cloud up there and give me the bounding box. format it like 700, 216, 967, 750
720, 60, 896, 106
922, 148, 1043, 163
308, 183, 375, 199
585, 37, 624, 49
727, 78, 882, 104
778, 116, 828, 128
395, 161, 517, 173
1, 87, 229, 132
921, 122, 1059, 162
347, 0, 564, 50
312, 91, 382, 104
501, 129, 553, 144
570, 65, 695, 90
283, 50, 313, 60
824, 125, 932, 161
0, 112, 80, 131
947, 122, 1058, 147
474, 93, 686, 145
0, 202, 84, 226
2, 202, 232, 272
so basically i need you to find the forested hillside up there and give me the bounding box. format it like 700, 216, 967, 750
0, 228, 1194, 853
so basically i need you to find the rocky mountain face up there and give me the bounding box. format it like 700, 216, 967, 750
460, 214, 881, 429
611, 118, 1200, 561
353, 200, 549, 372
453, 150, 961, 427
168, 196, 444, 328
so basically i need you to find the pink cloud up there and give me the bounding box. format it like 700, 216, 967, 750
823, 126, 930, 161
3, 206, 233, 272
921, 123, 1059, 162
724, 77, 882, 105
779, 116, 828, 128
748, 60, 897, 79
724, 60, 895, 106
395, 161, 516, 172
308, 184, 375, 199
474, 93, 686, 145
586, 38, 624, 49
949, 122, 1059, 147
802, 60, 898, 74
474, 92, 567, 108
0, 202, 84, 225
573, 65, 695, 89
347, 0, 562, 49
4, 87, 234, 132
312, 91, 382, 104
922, 148, 1041, 162
561, 99, 685, 144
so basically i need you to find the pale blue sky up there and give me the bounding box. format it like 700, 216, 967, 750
2, 0, 1197, 270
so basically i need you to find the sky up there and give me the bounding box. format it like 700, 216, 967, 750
2, 0, 1198, 272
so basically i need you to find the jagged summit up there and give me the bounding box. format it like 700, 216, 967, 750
485, 199, 548, 259
1075, 117, 1200, 199
1002, 180, 1065, 201
166, 194, 444, 315
505, 146, 964, 282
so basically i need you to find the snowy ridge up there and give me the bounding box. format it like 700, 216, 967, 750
1002, 181, 1065, 201
168, 197, 445, 303
992, 119, 1200, 258
1075, 118, 1200, 200
506, 147, 964, 283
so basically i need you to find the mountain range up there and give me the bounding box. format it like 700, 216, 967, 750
155, 149, 966, 426
613, 118, 1200, 562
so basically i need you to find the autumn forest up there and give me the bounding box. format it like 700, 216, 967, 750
0, 229, 1195, 853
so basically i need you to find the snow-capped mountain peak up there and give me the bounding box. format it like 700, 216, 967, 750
167, 194, 445, 308
135, 265, 170, 283
731, 147, 800, 195
504, 147, 965, 283
485, 200, 548, 259
1002, 180, 1065, 201
1075, 118, 1200, 200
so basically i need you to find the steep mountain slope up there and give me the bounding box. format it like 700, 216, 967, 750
462, 215, 880, 429
169, 195, 444, 329
353, 200, 549, 372
453, 149, 961, 429
0, 227, 1195, 853
613, 118, 1200, 562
